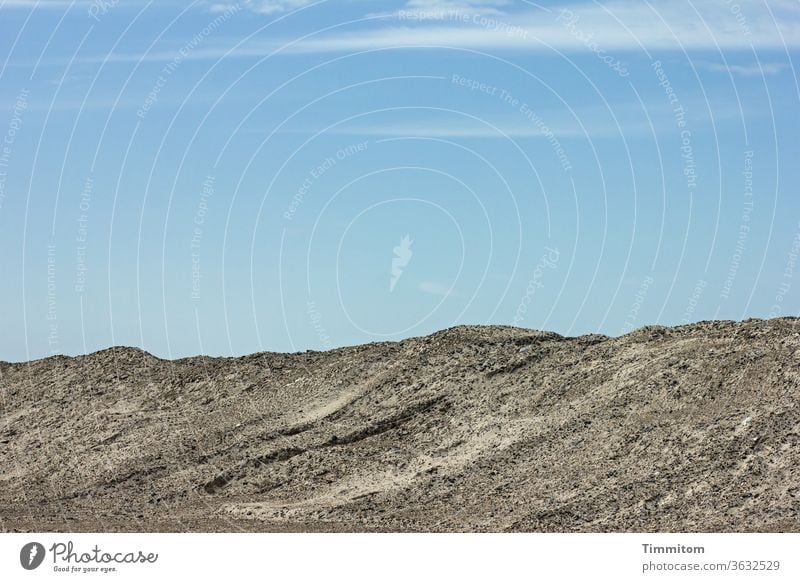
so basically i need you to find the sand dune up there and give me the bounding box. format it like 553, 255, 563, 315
1, 318, 798, 532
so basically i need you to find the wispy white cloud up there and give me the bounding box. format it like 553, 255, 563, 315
280, 98, 746, 140
0, 0, 91, 7
212, 0, 511, 17
328, 119, 611, 139
209, 0, 318, 14
404, 0, 508, 9
207, 2, 237, 12
26, 0, 800, 68
698, 61, 789, 76
398, 0, 510, 17
282, 0, 800, 52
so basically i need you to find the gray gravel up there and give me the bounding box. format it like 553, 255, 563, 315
1, 318, 798, 532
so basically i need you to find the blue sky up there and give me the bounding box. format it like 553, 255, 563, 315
0, 0, 798, 361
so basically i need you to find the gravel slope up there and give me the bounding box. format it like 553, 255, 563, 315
1, 318, 798, 532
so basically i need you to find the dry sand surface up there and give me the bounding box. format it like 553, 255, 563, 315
1, 318, 798, 532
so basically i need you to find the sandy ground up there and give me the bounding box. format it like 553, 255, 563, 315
1, 318, 798, 532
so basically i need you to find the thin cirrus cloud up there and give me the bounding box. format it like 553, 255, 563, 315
0, 0, 91, 6
209, 0, 317, 14
275, 0, 800, 53
312, 98, 749, 140
220, 0, 510, 16
697, 61, 790, 76
24, 0, 800, 67
397, 0, 510, 16
325, 119, 627, 139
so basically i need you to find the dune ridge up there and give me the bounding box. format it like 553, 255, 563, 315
1, 318, 798, 532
